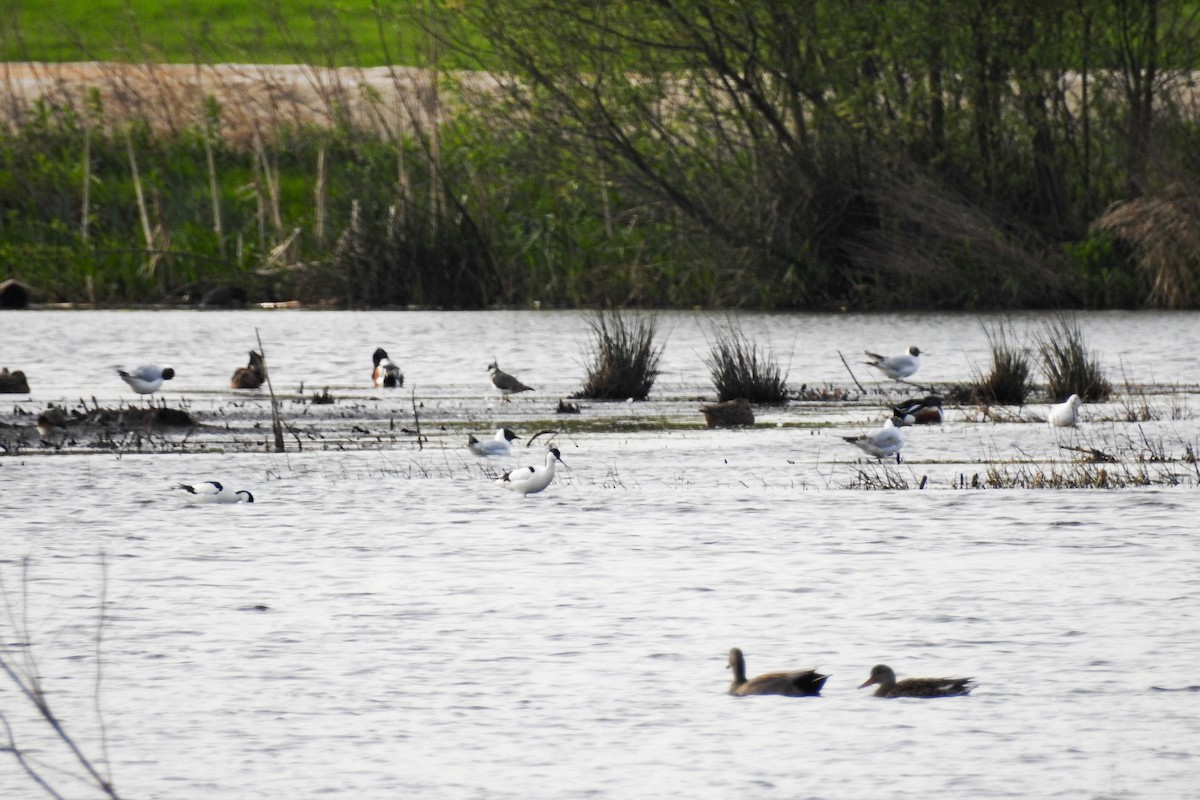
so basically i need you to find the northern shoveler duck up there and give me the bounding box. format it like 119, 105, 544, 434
495, 446, 563, 495
488, 359, 533, 402
1048, 393, 1082, 427
118, 364, 175, 395
468, 427, 520, 457
858, 664, 974, 698
372, 347, 404, 388
727, 647, 828, 697
176, 481, 255, 503
231, 350, 266, 389
891, 395, 943, 426
865, 346, 922, 380
843, 417, 905, 463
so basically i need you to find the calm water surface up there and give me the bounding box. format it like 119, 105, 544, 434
2, 310, 1199, 799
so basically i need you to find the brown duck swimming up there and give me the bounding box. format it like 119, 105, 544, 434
727, 647, 828, 697
858, 663, 974, 698
231, 350, 266, 389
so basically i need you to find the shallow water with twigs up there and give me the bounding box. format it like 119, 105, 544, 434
2, 309, 1199, 799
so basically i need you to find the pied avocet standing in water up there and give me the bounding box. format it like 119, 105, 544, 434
495, 446, 564, 496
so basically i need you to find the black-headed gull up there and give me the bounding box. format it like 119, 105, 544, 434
372, 347, 403, 388
495, 446, 563, 495
177, 481, 255, 503
865, 346, 922, 380
858, 664, 975, 698
726, 647, 828, 697
891, 395, 943, 425
118, 364, 175, 395
487, 359, 533, 402
468, 427, 520, 457
843, 417, 905, 462
1048, 394, 1082, 427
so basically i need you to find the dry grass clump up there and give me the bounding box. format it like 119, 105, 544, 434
971, 322, 1032, 405
1095, 182, 1200, 309
703, 322, 789, 403
1036, 316, 1112, 402
574, 310, 664, 400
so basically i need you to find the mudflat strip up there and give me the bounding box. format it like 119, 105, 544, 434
0, 61, 501, 144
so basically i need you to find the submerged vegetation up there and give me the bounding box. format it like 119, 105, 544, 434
3, 2, 1200, 308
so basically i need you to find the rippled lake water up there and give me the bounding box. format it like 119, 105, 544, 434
2, 309, 1199, 799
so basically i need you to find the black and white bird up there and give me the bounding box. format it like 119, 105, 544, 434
891, 395, 943, 426
118, 364, 175, 395
487, 359, 533, 402
468, 427, 520, 457
495, 447, 564, 496
865, 346, 922, 380
372, 348, 404, 388
176, 481, 255, 504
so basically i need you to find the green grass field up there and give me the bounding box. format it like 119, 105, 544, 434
0, 0, 432, 65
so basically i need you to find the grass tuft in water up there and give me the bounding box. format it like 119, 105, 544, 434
703, 322, 789, 403
1036, 316, 1112, 402
971, 322, 1032, 405
573, 310, 664, 400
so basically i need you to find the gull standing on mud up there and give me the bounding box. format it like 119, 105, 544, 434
118, 364, 175, 396
468, 427, 520, 457
176, 481, 255, 503
495, 446, 564, 496
488, 359, 533, 402
843, 417, 905, 463
1048, 393, 1082, 427
865, 346, 922, 380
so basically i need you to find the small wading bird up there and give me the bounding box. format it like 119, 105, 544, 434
891, 395, 943, 426
858, 664, 974, 698
1048, 393, 1082, 428
231, 350, 266, 389
372, 347, 404, 388
865, 346, 922, 380
495, 446, 564, 496
488, 359, 533, 402
176, 481, 255, 504
726, 647, 828, 697
118, 364, 175, 396
843, 417, 905, 463
468, 427, 520, 457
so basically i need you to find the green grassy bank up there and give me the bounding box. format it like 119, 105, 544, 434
2, 1, 1199, 310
